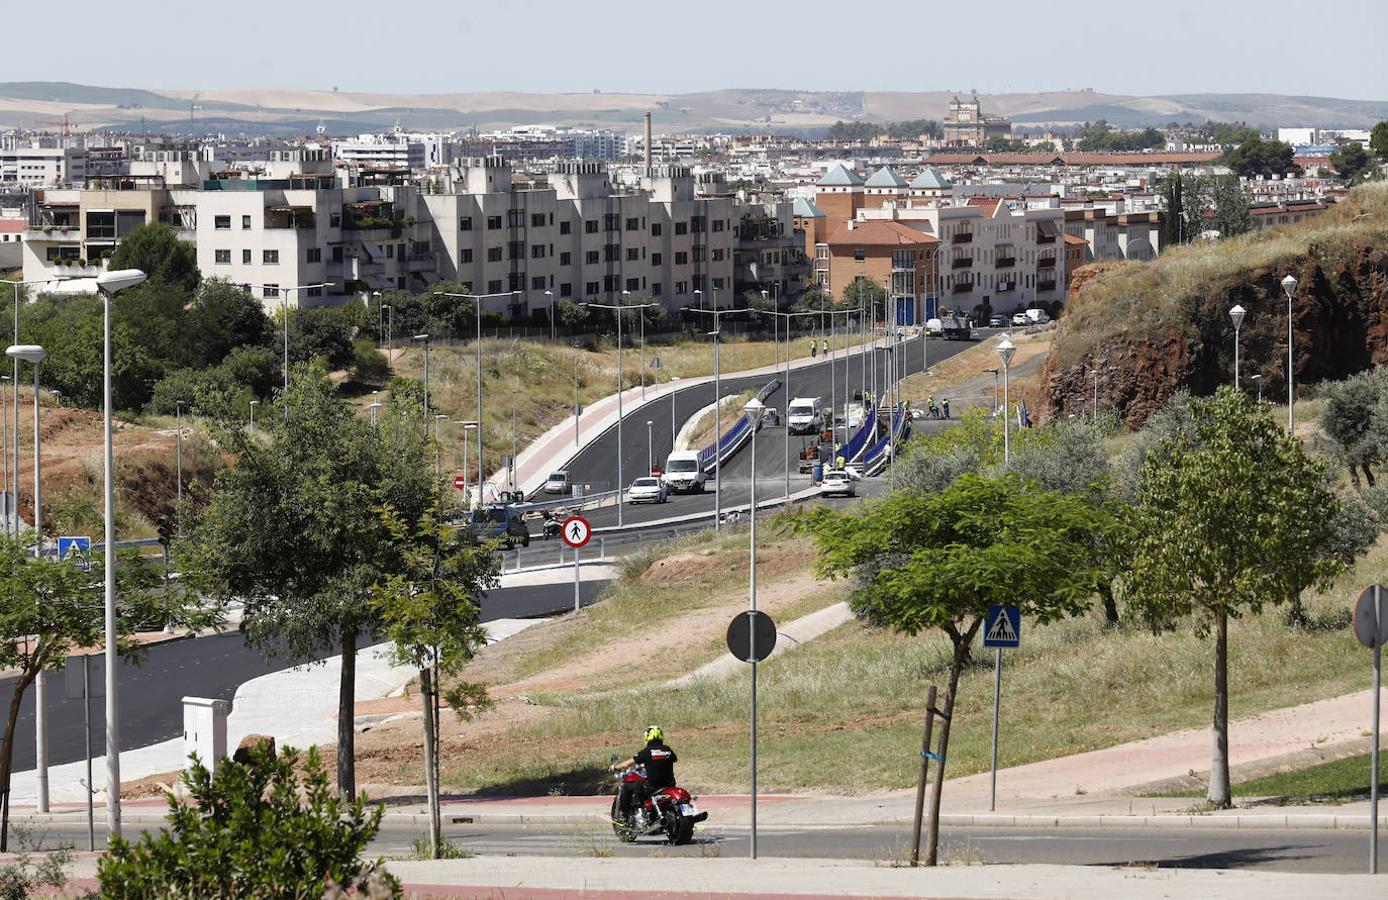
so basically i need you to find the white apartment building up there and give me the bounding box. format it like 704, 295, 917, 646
0, 143, 86, 186
333, 132, 450, 170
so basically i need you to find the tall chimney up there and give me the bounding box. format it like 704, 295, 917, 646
643, 111, 652, 174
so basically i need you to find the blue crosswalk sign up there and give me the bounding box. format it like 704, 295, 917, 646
58, 536, 92, 572
983, 605, 1021, 649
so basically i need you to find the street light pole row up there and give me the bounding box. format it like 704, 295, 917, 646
582, 298, 658, 527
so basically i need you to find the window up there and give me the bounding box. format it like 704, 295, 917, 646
625, 217, 640, 230
460, 216, 473, 231
263, 284, 279, 298
584, 220, 598, 234
241, 214, 252, 230
675, 281, 688, 295
386, 244, 395, 258
603, 274, 619, 292
585, 281, 600, 295
603, 244, 619, 262
560, 282, 572, 297
691, 215, 706, 233
651, 223, 663, 236
652, 283, 662, 297
626, 247, 639, 261
531, 244, 545, 259
712, 248, 725, 261
853, 249, 866, 261
532, 276, 546, 290
488, 279, 503, 293
531, 213, 545, 227
713, 277, 726, 290
306, 286, 323, 298
460, 248, 473, 263
242, 249, 252, 264
306, 247, 321, 263
508, 272, 525, 291
675, 251, 688, 265
330, 213, 341, 228
214, 249, 231, 264
603, 214, 620, 232
585, 250, 599, 264
332, 246, 344, 262
712, 219, 724, 232
692, 246, 705, 262
625, 277, 639, 291
674, 222, 688, 235
488, 247, 503, 262
651, 252, 662, 266
507, 209, 525, 228
559, 251, 571, 265
214, 215, 231, 230
487, 215, 503, 230
263, 249, 279, 264
560, 220, 572, 235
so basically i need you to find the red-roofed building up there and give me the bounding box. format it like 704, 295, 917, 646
0, 218, 25, 271
825, 221, 939, 323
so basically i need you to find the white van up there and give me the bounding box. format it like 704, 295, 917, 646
1025, 308, 1051, 324
787, 397, 827, 435
661, 450, 706, 493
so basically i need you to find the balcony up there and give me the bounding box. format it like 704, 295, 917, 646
266, 206, 316, 229
1037, 257, 1056, 269
951, 283, 973, 294
25, 225, 82, 241
1038, 280, 1057, 292
1036, 234, 1055, 245
951, 257, 972, 270
951, 232, 973, 244
995, 256, 1016, 268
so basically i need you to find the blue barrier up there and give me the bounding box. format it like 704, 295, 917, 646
696, 380, 780, 474
862, 404, 909, 476
836, 401, 878, 464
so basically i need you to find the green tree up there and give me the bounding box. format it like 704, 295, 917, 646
188, 371, 434, 798
1159, 173, 1186, 246
97, 744, 397, 898
107, 223, 199, 294
1371, 121, 1388, 162
286, 306, 356, 371
1210, 175, 1253, 238
371, 505, 498, 857
351, 338, 389, 382
1320, 368, 1388, 486
800, 474, 1112, 864
554, 297, 590, 329
1123, 388, 1339, 807
1330, 141, 1378, 184
1222, 137, 1301, 179
184, 278, 274, 367
218, 344, 282, 399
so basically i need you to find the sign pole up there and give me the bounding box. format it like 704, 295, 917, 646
83, 655, 94, 852
1373, 584, 1381, 875
573, 545, 581, 614
990, 646, 1002, 812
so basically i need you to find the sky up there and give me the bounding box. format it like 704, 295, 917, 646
13, 0, 1387, 100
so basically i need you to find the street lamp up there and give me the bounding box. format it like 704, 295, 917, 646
622, 290, 648, 400
6, 343, 46, 812
997, 336, 1016, 464
436, 291, 514, 502
646, 419, 654, 474
510, 388, 518, 493
545, 290, 555, 342
583, 298, 657, 525
690, 300, 734, 529
1282, 274, 1297, 434
433, 414, 450, 483
248, 399, 259, 431
95, 267, 148, 842
984, 368, 1000, 412
7, 278, 62, 541
1092, 359, 1106, 423
412, 334, 431, 423
0, 374, 8, 537
1229, 305, 1246, 390
743, 395, 767, 860
572, 339, 582, 447
461, 421, 478, 509
174, 401, 186, 537
1251, 374, 1264, 404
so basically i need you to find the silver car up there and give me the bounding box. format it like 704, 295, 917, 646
819, 470, 856, 498
627, 476, 668, 504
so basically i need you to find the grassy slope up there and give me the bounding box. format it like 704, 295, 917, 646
388, 336, 787, 479
1155, 753, 1385, 802
1051, 182, 1388, 375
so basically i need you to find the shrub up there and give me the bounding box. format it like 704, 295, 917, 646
351, 338, 390, 382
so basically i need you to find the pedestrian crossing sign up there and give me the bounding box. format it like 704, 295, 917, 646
983, 604, 1021, 649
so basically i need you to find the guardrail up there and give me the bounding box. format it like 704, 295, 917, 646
861, 403, 909, 477
838, 401, 878, 464
696, 379, 780, 474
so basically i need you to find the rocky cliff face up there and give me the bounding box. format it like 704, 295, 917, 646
1043, 203, 1388, 428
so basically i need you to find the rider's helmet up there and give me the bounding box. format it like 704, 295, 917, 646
643, 725, 664, 744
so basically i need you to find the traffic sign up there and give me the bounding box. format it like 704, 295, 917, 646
1355, 585, 1388, 649
58, 535, 92, 571
560, 515, 591, 549
454, 474, 466, 491
983, 605, 1021, 649
727, 610, 777, 662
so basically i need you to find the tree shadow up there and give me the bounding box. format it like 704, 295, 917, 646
374, 762, 614, 806
1093, 843, 1317, 870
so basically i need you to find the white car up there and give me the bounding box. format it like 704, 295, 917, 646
543, 470, 570, 495
819, 470, 856, 498
1011, 312, 1029, 327
627, 476, 668, 504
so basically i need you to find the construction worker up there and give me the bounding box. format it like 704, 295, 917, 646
821, 338, 829, 356
810, 339, 818, 358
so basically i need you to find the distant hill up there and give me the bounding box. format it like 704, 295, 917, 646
0, 82, 1381, 135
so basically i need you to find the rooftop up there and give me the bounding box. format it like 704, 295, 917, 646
816, 163, 864, 187
863, 166, 908, 188
826, 220, 939, 248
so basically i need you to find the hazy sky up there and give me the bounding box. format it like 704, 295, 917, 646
18, 0, 1387, 100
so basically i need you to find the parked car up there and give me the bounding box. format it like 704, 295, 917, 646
627, 476, 668, 504
819, 469, 856, 498
543, 470, 570, 495
1011, 312, 1030, 327
989, 315, 1006, 328
467, 505, 531, 548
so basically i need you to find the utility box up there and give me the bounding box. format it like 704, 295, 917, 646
182, 697, 228, 774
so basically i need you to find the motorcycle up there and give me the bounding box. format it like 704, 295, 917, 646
542, 513, 563, 541
608, 761, 706, 845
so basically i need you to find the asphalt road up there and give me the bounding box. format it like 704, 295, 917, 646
0, 579, 612, 773
22, 819, 1371, 873
548, 330, 993, 531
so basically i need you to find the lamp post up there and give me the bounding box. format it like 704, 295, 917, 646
277, 283, 332, 405
248, 399, 259, 431
510, 388, 518, 493
985, 368, 1000, 412
622, 290, 648, 400
8, 279, 59, 541
743, 396, 767, 860
1251, 374, 1263, 403
1092, 359, 1106, 423
174, 401, 186, 537
433, 414, 449, 483
412, 334, 431, 423
572, 339, 582, 447
0, 374, 7, 537
690, 300, 734, 529
7, 343, 46, 812
436, 291, 514, 502
997, 336, 1016, 464
1282, 274, 1297, 434
584, 299, 658, 526
545, 290, 556, 342
646, 419, 653, 474
461, 421, 478, 509
1229, 304, 1246, 390
95, 268, 148, 842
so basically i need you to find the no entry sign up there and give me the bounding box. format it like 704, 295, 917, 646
454, 474, 466, 490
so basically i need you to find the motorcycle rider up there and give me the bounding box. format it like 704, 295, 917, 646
611, 725, 678, 825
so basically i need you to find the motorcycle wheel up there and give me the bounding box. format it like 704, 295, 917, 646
610, 797, 637, 843
668, 814, 695, 846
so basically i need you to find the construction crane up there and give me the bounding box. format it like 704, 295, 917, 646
37, 114, 72, 138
